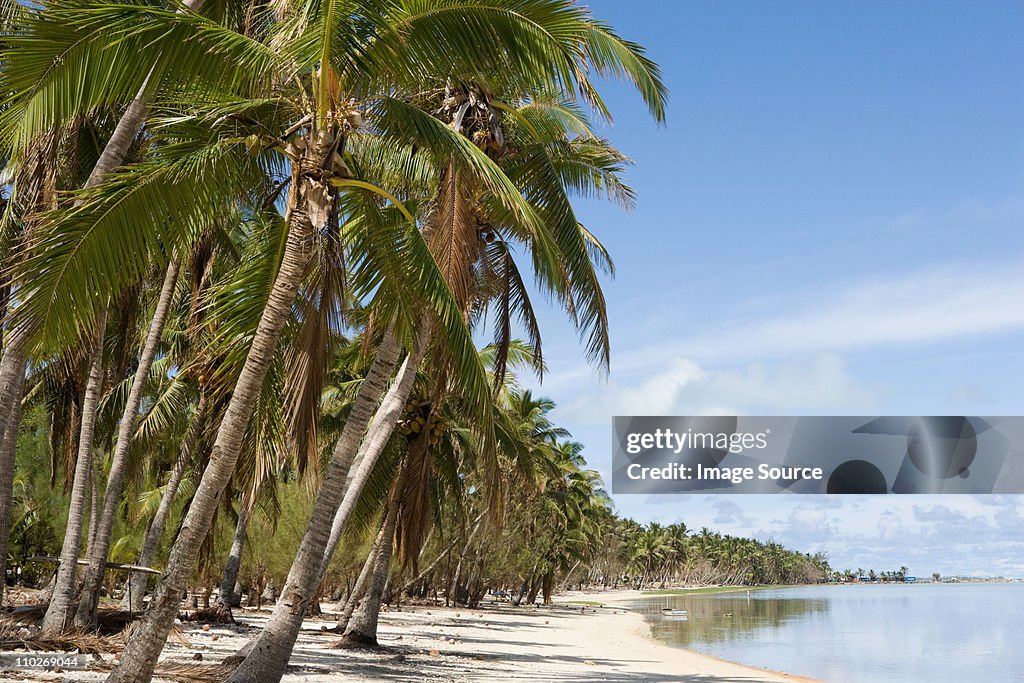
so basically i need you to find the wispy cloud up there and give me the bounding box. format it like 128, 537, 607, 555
642, 258, 1024, 365
538, 258, 1024, 401
558, 351, 873, 423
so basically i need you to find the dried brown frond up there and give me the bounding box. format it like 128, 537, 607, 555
89, 659, 235, 683
0, 620, 124, 654
427, 163, 481, 311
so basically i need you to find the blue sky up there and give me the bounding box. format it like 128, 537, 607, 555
519, 1, 1024, 578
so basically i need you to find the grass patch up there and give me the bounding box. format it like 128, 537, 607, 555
564, 600, 607, 606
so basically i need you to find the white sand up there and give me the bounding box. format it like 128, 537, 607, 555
2, 590, 819, 682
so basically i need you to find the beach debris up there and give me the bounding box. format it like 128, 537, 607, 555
89, 660, 236, 682
584, 660, 596, 666
193, 653, 203, 661
211, 635, 220, 641
429, 649, 440, 657
201, 624, 211, 632
182, 606, 235, 625
545, 620, 549, 624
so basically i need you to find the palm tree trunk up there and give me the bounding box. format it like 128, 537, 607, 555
76, 258, 181, 628
107, 182, 314, 683
340, 492, 400, 647
225, 325, 426, 683
314, 325, 429, 586
87, 456, 100, 553
218, 499, 252, 608
124, 391, 209, 611
333, 515, 388, 634
445, 513, 486, 607
0, 339, 27, 607
41, 307, 108, 635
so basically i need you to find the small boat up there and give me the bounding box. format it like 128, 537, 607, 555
660, 608, 688, 615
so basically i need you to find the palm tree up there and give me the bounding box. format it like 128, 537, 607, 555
334, 87, 639, 637
224, 4, 664, 681
0, 0, 209, 630
74, 258, 181, 627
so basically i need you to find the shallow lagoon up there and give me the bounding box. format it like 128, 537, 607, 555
635, 583, 1022, 683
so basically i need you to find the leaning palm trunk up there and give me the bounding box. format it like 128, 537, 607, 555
224, 325, 424, 683
40, 307, 108, 634
0, 330, 28, 607
0, 326, 29, 437
87, 457, 100, 553
446, 514, 485, 605
340, 492, 401, 647
107, 165, 319, 683
124, 391, 209, 611
314, 326, 430, 587
76, 258, 181, 628
218, 497, 252, 609
333, 520, 386, 633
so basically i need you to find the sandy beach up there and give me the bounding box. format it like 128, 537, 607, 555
2, 590, 817, 682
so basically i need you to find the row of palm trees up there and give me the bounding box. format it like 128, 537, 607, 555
576, 521, 833, 590
0, 1, 665, 681
834, 567, 912, 583
4, 371, 834, 627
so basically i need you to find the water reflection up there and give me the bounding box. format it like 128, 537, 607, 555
636, 591, 829, 647
632, 584, 1024, 683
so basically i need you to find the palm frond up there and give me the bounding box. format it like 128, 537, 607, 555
0, 0, 281, 151
10, 134, 273, 351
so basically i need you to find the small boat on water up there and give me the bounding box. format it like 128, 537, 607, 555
660, 608, 688, 615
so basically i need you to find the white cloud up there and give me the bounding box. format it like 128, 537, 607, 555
608, 258, 1024, 370
559, 351, 871, 423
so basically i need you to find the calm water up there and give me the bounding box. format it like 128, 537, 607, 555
635, 583, 1023, 683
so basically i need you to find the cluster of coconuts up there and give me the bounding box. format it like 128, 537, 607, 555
436, 83, 505, 154
399, 398, 447, 447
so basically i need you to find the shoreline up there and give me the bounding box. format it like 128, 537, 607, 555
563, 588, 821, 683
2, 589, 822, 682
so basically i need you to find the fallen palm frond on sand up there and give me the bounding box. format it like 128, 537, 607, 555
0, 618, 190, 654
88, 660, 236, 683
0, 621, 124, 654
1, 604, 139, 633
